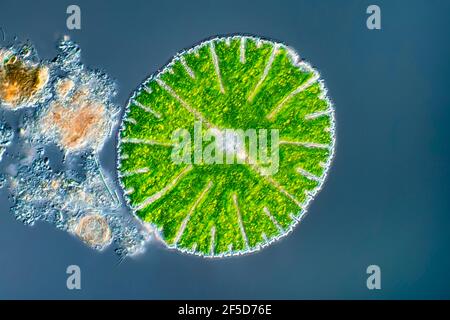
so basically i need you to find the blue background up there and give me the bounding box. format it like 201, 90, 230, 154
0, 0, 449, 299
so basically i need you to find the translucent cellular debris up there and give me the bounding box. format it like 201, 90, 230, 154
28, 40, 120, 154
0, 122, 13, 161
118, 35, 336, 257
0, 38, 148, 257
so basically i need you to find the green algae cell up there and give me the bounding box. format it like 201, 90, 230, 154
118, 35, 335, 257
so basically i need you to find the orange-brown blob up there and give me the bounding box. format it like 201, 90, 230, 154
0, 53, 48, 108
75, 214, 111, 247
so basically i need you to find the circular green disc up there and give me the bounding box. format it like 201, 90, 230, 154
118, 36, 335, 257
